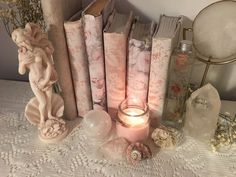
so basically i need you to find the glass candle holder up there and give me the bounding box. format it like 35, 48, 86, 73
116, 98, 150, 142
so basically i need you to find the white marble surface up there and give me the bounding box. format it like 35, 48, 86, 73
0, 79, 236, 177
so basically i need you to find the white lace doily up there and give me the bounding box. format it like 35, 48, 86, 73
0, 80, 236, 177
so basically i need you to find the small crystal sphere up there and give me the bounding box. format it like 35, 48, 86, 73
82, 110, 112, 140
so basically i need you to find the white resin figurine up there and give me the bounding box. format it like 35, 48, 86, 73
184, 83, 221, 143
12, 23, 68, 143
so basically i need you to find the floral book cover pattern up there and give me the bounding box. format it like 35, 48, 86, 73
64, 20, 93, 117
148, 38, 172, 126
83, 15, 107, 110
104, 11, 133, 119
127, 39, 152, 103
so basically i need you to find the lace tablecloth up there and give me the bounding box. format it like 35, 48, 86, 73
0, 79, 236, 177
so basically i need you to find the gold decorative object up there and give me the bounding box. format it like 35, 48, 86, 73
211, 112, 236, 152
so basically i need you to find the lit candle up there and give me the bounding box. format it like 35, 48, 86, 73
116, 98, 150, 142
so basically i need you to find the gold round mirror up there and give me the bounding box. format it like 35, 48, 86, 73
190, 0, 236, 86
193, 0, 236, 63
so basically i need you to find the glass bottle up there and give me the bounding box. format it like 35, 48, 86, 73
163, 40, 194, 129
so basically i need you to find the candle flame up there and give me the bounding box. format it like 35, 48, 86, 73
122, 108, 147, 126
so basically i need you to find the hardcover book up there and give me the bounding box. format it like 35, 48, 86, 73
104, 9, 133, 119
82, 0, 115, 110
64, 11, 93, 117
127, 20, 156, 103
148, 15, 182, 127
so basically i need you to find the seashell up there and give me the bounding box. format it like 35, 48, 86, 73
152, 129, 173, 148
51, 132, 57, 138
25, 93, 64, 125
57, 130, 62, 135
39, 118, 67, 139
46, 119, 54, 127
38, 120, 69, 143
130, 150, 142, 162
53, 124, 60, 131
58, 118, 65, 124
151, 125, 184, 148
126, 142, 152, 165
42, 127, 48, 134
47, 133, 53, 138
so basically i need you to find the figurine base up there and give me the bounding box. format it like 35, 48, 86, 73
38, 118, 69, 143
39, 126, 69, 143
24, 94, 69, 143
25, 94, 64, 125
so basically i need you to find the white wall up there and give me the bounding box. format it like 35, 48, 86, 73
116, 0, 236, 101
0, 0, 235, 100
116, 0, 218, 21
0, 22, 27, 81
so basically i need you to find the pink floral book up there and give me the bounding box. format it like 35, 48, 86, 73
127, 20, 156, 104
82, 0, 115, 110
104, 10, 133, 119
148, 15, 182, 127
64, 11, 92, 117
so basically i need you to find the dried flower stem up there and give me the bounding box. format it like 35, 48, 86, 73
0, 0, 45, 36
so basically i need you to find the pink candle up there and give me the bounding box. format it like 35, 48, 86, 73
116, 99, 150, 142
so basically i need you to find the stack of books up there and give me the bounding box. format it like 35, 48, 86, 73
42, 0, 182, 126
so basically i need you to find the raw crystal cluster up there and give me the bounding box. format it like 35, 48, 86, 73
100, 138, 130, 160
184, 84, 221, 143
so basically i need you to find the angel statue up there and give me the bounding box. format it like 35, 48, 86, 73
12, 23, 68, 143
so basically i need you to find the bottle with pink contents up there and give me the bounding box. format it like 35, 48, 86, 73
163, 40, 194, 129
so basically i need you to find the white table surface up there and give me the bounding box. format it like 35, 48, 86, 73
0, 79, 236, 177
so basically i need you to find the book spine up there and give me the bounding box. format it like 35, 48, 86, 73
104, 11, 133, 119
127, 39, 152, 103
64, 20, 92, 117
104, 33, 127, 119
148, 38, 172, 127
41, 0, 78, 120
83, 15, 107, 110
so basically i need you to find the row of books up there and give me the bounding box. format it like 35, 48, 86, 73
42, 0, 182, 125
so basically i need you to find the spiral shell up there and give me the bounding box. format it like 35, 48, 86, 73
130, 150, 142, 161
126, 142, 152, 165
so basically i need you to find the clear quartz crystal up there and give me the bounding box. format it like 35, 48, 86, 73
184, 84, 221, 143
163, 40, 194, 129
82, 110, 112, 143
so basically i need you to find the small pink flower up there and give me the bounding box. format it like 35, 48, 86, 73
153, 52, 161, 60
171, 84, 181, 94
176, 54, 188, 69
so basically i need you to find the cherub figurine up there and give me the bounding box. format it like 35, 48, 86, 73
12, 23, 68, 143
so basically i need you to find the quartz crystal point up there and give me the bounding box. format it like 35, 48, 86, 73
184, 84, 221, 143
